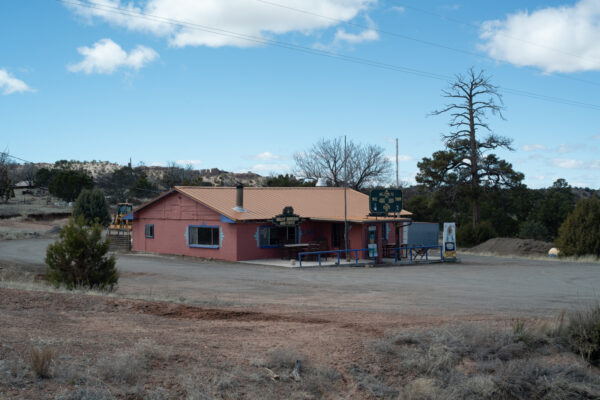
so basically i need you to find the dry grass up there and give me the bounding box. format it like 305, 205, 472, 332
28, 347, 54, 379
0, 357, 28, 386
95, 339, 163, 385
562, 304, 600, 366
362, 320, 600, 399
461, 250, 600, 264
262, 347, 342, 398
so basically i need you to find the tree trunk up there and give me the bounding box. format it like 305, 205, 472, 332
472, 198, 480, 229
468, 92, 480, 228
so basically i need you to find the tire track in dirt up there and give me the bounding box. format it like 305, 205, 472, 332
133, 302, 331, 324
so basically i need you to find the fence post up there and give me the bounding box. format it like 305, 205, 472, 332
426, 247, 429, 261
337, 251, 340, 265
410, 248, 413, 263
318, 253, 322, 266
298, 253, 302, 267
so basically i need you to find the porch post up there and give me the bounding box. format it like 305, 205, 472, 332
377, 222, 383, 264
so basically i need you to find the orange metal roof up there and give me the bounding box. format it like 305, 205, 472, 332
164, 186, 412, 223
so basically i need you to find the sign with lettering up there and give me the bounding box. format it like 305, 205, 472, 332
443, 222, 456, 260
369, 189, 402, 215
272, 206, 301, 227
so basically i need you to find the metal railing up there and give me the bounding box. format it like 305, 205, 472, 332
298, 248, 375, 267
394, 245, 443, 263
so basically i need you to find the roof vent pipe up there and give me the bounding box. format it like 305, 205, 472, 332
233, 184, 246, 212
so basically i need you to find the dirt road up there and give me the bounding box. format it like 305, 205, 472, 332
1, 238, 598, 317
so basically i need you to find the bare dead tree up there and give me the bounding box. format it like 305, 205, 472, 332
417, 68, 523, 227
0, 151, 15, 203
21, 163, 37, 187
294, 138, 391, 190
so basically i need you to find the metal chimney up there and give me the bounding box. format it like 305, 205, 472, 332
233, 184, 246, 212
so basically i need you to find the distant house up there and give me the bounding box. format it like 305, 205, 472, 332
14, 180, 34, 189
127, 186, 412, 262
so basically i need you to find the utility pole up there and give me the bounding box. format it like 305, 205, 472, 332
344, 136, 349, 261
396, 138, 399, 188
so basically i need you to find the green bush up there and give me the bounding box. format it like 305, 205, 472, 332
49, 170, 94, 202
457, 221, 497, 247
555, 197, 600, 257
72, 188, 111, 226
45, 216, 118, 290
563, 304, 600, 366
518, 220, 549, 241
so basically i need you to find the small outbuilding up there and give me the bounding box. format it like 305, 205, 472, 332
128, 186, 412, 262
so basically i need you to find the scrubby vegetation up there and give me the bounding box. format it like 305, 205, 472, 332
404, 178, 595, 247
72, 188, 111, 226
28, 347, 54, 379
563, 304, 600, 366
359, 318, 600, 399
555, 196, 600, 257
48, 169, 94, 202
45, 216, 118, 290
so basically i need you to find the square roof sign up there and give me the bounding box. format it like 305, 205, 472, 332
369, 189, 402, 215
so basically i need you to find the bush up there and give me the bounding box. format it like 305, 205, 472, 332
563, 304, 600, 366
555, 197, 600, 257
49, 169, 94, 202
45, 216, 118, 290
73, 188, 111, 226
29, 347, 54, 379
457, 221, 497, 247
518, 220, 549, 241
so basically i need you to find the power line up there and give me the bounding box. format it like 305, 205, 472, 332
59, 0, 600, 111
394, 1, 600, 65
253, 0, 600, 88
1, 151, 165, 194
0, 151, 35, 164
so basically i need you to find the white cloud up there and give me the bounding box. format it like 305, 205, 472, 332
334, 27, 378, 44
67, 0, 375, 48
557, 143, 585, 154
480, 0, 600, 73
0, 69, 33, 95
548, 158, 589, 169
249, 163, 290, 174
522, 144, 547, 151
390, 6, 405, 14
334, 15, 378, 44
594, 134, 600, 140
255, 151, 281, 161
68, 39, 158, 74
177, 159, 202, 166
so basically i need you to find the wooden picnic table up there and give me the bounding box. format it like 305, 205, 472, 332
282, 243, 309, 259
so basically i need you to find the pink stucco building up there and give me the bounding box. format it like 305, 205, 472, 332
128, 186, 411, 262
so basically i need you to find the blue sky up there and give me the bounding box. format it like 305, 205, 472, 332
1, 0, 599, 188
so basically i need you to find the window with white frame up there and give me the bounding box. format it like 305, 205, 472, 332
188, 226, 219, 248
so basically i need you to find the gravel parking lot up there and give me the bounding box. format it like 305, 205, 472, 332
1, 238, 598, 317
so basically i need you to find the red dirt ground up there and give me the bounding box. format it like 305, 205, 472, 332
0, 287, 518, 399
